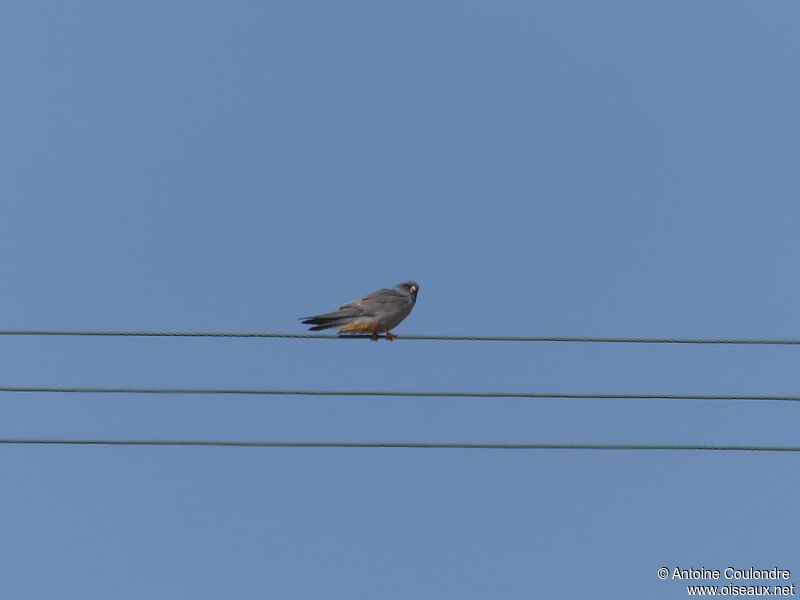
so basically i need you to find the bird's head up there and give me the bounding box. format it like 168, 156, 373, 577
397, 281, 419, 301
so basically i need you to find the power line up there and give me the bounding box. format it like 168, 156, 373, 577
2, 387, 799, 402
1, 330, 800, 344
1, 439, 798, 451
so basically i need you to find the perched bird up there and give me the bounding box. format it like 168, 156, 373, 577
301, 281, 420, 341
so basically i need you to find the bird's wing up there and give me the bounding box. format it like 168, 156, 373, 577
343, 288, 406, 314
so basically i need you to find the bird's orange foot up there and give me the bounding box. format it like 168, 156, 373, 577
385, 331, 396, 342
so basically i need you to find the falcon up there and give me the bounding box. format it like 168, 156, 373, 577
301, 281, 419, 341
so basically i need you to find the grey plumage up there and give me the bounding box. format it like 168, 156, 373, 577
301, 281, 420, 341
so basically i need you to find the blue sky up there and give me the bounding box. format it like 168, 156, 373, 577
2, 2, 799, 598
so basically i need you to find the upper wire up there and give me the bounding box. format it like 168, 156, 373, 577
2, 330, 800, 344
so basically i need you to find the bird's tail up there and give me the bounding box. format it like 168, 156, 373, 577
300, 309, 357, 332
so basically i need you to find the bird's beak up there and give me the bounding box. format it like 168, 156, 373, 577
409, 285, 418, 294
